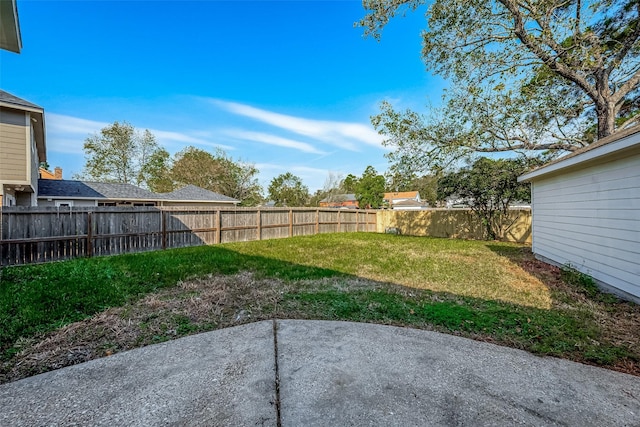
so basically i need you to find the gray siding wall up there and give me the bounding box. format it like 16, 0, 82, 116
531, 151, 640, 299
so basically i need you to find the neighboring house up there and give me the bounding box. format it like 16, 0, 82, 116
444, 197, 529, 209
519, 126, 640, 303
384, 191, 421, 207
0, 90, 46, 207
444, 196, 470, 209
319, 193, 359, 209
392, 199, 427, 211
159, 185, 240, 208
37, 180, 240, 207
0, 0, 21, 53
508, 200, 531, 209
39, 166, 63, 180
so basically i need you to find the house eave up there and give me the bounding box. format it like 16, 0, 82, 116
518, 127, 640, 182
0, 101, 42, 114
0, 0, 22, 54
31, 110, 46, 163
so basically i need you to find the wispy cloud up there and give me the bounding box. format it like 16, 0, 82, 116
209, 99, 384, 151
151, 130, 234, 151
224, 129, 326, 154
46, 113, 233, 154
255, 163, 330, 175
47, 113, 108, 139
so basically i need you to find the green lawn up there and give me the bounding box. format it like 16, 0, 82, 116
1, 233, 638, 383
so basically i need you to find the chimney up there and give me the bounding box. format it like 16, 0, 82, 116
54, 167, 63, 180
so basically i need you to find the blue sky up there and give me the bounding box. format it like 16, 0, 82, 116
1, 0, 446, 192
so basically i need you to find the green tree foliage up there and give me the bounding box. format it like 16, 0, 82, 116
268, 172, 310, 207
170, 147, 262, 206
143, 148, 174, 193
342, 174, 360, 193
437, 158, 532, 240
355, 166, 386, 208
77, 121, 162, 187
360, 0, 640, 172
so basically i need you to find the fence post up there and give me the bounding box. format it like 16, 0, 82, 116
315, 209, 319, 235
161, 210, 167, 250
87, 211, 93, 257
337, 210, 341, 233
355, 210, 359, 232
216, 209, 222, 244
289, 209, 293, 237
256, 209, 262, 240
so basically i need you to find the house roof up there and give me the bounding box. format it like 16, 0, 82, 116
392, 199, 424, 207
0, 90, 41, 110
38, 180, 159, 200
519, 125, 640, 182
384, 191, 419, 201
37, 180, 241, 204
161, 185, 240, 203
0, 89, 46, 162
0, 0, 21, 53
319, 193, 356, 203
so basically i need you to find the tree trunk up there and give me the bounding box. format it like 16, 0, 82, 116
596, 101, 617, 140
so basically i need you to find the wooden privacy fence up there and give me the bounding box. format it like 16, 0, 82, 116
0, 207, 378, 266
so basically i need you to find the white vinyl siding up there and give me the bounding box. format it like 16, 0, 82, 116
531, 151, 640, 299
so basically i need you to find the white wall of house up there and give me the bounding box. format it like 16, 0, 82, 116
528, 145, 640, 302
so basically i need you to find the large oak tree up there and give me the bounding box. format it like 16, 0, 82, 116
360, 0, 640, 171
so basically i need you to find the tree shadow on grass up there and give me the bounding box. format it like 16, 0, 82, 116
2, 242, 639, 383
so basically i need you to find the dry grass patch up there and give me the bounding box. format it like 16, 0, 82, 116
229, 234, 552, 308
1, 273, 288, 384
2, 233, 638, 382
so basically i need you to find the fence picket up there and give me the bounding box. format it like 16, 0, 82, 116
0, 207, 378, 266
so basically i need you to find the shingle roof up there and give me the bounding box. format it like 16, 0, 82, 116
38, 180, 158, 200
0, 89, 42, 110
384, 191, 419, 201
38, 180, 241, 204
392, 199, 424, 207
319, 193, 356, 203
161, 185, 239, 203
521, 125, 640, 178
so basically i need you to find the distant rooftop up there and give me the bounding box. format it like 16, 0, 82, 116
38, 180, 241, 203
319, 193, 356, 203
38, 180, 157, 200
161, 185, 240, 203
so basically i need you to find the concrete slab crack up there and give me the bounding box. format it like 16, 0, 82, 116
272, 319, 282, 427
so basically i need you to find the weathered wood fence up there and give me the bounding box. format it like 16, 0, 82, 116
0, 207, 377, 266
